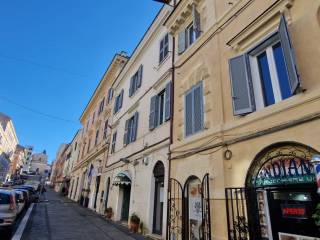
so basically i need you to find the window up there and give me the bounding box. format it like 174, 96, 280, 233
129, 65, 143, 97
74, 142, 77, 151
94, 130, 99, 146
111, 132, 117, 154
87, 139, 91, 153
124, 112, 139, 146
149, 82, 172, 130
185, 82, 204, 137
107, 88, 113, 104
98, 98, 105, 115
92, 112, 95, 124
229, 15, 300, 116
178, 4, 201, 55
159, 34, 169, 63
103, 120, 108, 139
113, 89, 124, 114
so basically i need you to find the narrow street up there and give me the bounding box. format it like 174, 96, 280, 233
21, 189, 146, 240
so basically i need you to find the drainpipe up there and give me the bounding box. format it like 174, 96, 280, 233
167, 1, 176, 239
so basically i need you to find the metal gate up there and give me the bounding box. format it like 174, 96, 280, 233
167, 175, 212, 240
225, 188, 260, 240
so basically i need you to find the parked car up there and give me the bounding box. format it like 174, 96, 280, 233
15, 189, 30, 206
13, 185, 39, 203
0, 189, 17, 229
13, 190, 25, 214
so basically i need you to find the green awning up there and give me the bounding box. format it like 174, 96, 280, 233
113, 171, 131, 186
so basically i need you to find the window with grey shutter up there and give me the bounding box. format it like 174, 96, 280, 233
193, 83, 203, 133
149, 96, 157, 130
185, 90, 193, 137
137, 65, 143, 88
192, 4, 201, 38
108, 88, 113, 103
123, 120, 129, 146
129, 77, 134, 97
178, 30, 186, 55
132, 112, 139, 142
119, 89, 124, 109
279, 14, 300, 94
229, 54, 255, 116
165, 82, 172, 121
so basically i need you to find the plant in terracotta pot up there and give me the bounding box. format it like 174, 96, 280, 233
312, 203, 320, 231
105, 207, 113, 220
129, 213, 140, 233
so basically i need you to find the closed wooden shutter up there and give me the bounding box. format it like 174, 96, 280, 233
193, 83, 203, 133
229, 54, 255, 116
178, 30, 186, 55
129, 76, 134, 97
137, 65, 143, 88
149, 96, 157, 130
119, 89, 124, 109
185, 90, 193, 136
132, 112, 139, 142
165, 82, 172, 121
278, 14, 300, 94
123, 119, 129, 146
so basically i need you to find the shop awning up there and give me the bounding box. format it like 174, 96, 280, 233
113, 171, 131, 186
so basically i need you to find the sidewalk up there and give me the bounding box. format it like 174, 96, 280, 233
22, 189, 147, 240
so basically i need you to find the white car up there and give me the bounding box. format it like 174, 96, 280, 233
0, 189, 17, 228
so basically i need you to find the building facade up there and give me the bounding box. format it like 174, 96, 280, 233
0, 112, 19, 182
165, 0, 320, 239
99, 6, 173, 238
51, 144, 69, 192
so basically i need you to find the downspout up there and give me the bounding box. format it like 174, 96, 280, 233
167, 1, 176, 239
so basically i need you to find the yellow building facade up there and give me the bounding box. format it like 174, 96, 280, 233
166, 0, 320, 239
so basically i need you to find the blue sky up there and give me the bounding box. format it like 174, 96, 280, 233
0, 0, 162, 163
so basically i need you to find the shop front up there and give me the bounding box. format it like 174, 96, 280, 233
226, 142, 320, 240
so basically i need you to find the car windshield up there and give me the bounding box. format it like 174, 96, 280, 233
0, 193, 10, 204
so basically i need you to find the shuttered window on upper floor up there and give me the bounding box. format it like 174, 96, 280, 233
129, 65, 143, 97
107, 88, 113, 104
98, 98, 105, 115
111, 131, 117, 154
113, 89, 124, 114
149, 82, 172, 130
184, 82, 204, 137
159, 33, 169, 63
229, 15, 300, 116
178, 4, 201, 55
123, 112, 139, 146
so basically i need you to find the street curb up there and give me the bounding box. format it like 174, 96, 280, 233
12, 203, 34, 240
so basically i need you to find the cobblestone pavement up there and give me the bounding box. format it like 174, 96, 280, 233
22, 189, 146, 240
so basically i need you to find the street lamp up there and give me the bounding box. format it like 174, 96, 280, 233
311, 154, 320, 195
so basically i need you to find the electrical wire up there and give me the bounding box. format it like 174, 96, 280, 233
0, 95, 79, 125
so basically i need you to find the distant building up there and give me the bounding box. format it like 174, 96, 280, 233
29, 150, 50, 176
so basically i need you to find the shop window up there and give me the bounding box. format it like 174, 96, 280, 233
229, 15, 300, 116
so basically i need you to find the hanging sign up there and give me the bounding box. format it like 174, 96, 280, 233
254, 158, 315, 187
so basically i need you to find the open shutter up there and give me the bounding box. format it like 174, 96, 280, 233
178, 30, 186, 55
229, 54, 255, 116
129, 76, 134, 97
113, 98, 117, 114
132, 112, 139, 142
193, 83, 203, 132
108, 88, 113, 103
279, 14, 300, 94
123, 119, 129, 146
165, 82, 172, 121
149, 96, 157, 130
185, 90, 193, 136
192, 4, 201, 38
137, 65, 143, 88
119, 89, 124, 109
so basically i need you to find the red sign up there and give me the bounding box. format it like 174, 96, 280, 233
281, 204, 307, 219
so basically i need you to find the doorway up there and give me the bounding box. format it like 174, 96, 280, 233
93, 176, 101, 209
153, 162, 165, 235
121, 185, 131, 221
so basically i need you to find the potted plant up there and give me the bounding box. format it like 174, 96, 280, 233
105, 207, 113, 220
312, 203, 320, 231
129, 213, 140, 233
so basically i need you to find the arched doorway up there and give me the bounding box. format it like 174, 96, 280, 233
113, 171, 132, 221
153, 161, 165, 235
226, 142, 320, 240
184, 176, 203, 240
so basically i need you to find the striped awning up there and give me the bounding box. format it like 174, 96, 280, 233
113, 171, 131, 186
